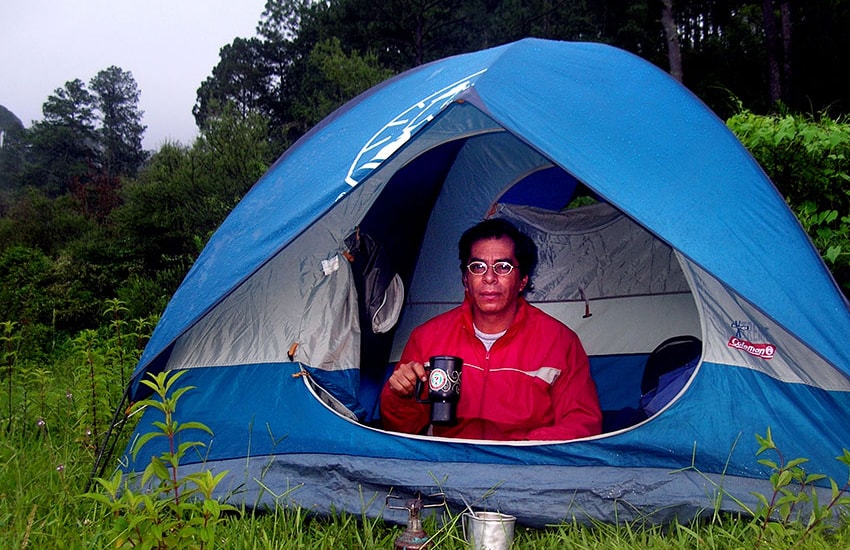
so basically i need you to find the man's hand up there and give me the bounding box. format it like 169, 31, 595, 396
386, 361, 427, 398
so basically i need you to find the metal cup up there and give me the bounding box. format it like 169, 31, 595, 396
462, 511, 516, 550
415, 355, 463, 425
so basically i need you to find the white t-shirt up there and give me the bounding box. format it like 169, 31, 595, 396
474, 324, 507, 351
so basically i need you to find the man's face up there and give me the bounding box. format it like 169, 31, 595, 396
462, 236, 528, 321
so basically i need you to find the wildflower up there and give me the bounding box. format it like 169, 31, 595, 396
66, 391, 73, 400
56, 464, 65, 472
86, 429, 92, 437
37, 418, 46, 428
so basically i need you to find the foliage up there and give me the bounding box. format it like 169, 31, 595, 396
0, 240, 138, 353
727, 109, 850, 211
21, 78, 99, 196
193, 37, 275, 133
673, 428, 850, 549
1, 301, 149, 442
0, 189, 94, 254
0, 95, 271, 353
195, 101, 272, 188
194, 0, 850, 146
794, 202, 850, 282
89, 66, 148, 179
1, 321, 22, 434
2, 1, 849, 351
291, 37, 395, 129
195, 1, 403, 149
85, 369, 237, 549
0, 246, 55, 329
112, 104, 270, 280
749, 427, 850, 547
17, 69, 148, 198
0, 302, 153, 548
2, 4, 850, 546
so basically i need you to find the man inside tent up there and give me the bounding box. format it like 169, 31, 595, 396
380, 218, 602, 440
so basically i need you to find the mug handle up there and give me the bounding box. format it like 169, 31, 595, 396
414, 364, 431, 403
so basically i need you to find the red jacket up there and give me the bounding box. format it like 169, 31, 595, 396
380, 297, 602, 440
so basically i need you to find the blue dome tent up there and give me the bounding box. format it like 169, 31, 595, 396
114, 39, 850, 526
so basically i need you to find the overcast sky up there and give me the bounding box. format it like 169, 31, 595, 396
0, 0, 267, 149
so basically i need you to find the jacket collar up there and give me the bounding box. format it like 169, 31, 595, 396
460, 294, 529, 335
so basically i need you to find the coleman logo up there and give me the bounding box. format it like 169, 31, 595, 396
727, 337, 776, 359
728, 320, 775, 359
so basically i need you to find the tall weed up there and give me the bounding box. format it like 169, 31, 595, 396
85, 370, 236, 549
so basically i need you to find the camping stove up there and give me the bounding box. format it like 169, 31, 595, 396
386, 492, 446, 550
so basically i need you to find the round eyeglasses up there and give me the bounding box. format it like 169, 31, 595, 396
466, 260, 516, 276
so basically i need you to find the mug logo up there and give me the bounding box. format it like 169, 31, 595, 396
345, 69, 487, 187
429, 369, 449, 392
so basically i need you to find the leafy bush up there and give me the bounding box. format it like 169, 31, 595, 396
0, 243, 140, 358
727, 109, 850, 210
0, 190, 95, 255
0, 246, 60, 358
750, 428, 850, 546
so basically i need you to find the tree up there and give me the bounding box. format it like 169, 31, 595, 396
671, 2, 767, 118
89, 66, 148, 178
257, 0, 312, 42
291, 38, 395, 131
195, 102, 272, 200
14, 69, 146, 202
42, 78, 98, 130
761, 0, 793, 105
196, 0, 400, 150
311, 0, 483, 70
113, 103, 271, 279
660, 0, 683, 82
0, 105, 26, 196
791, 1, 848, 114
194, 38, 272, 129
22, 79, 99, 196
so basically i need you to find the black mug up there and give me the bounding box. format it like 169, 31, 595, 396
416, 355, 463, 425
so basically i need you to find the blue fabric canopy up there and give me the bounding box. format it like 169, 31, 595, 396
133, 40, 850, 387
